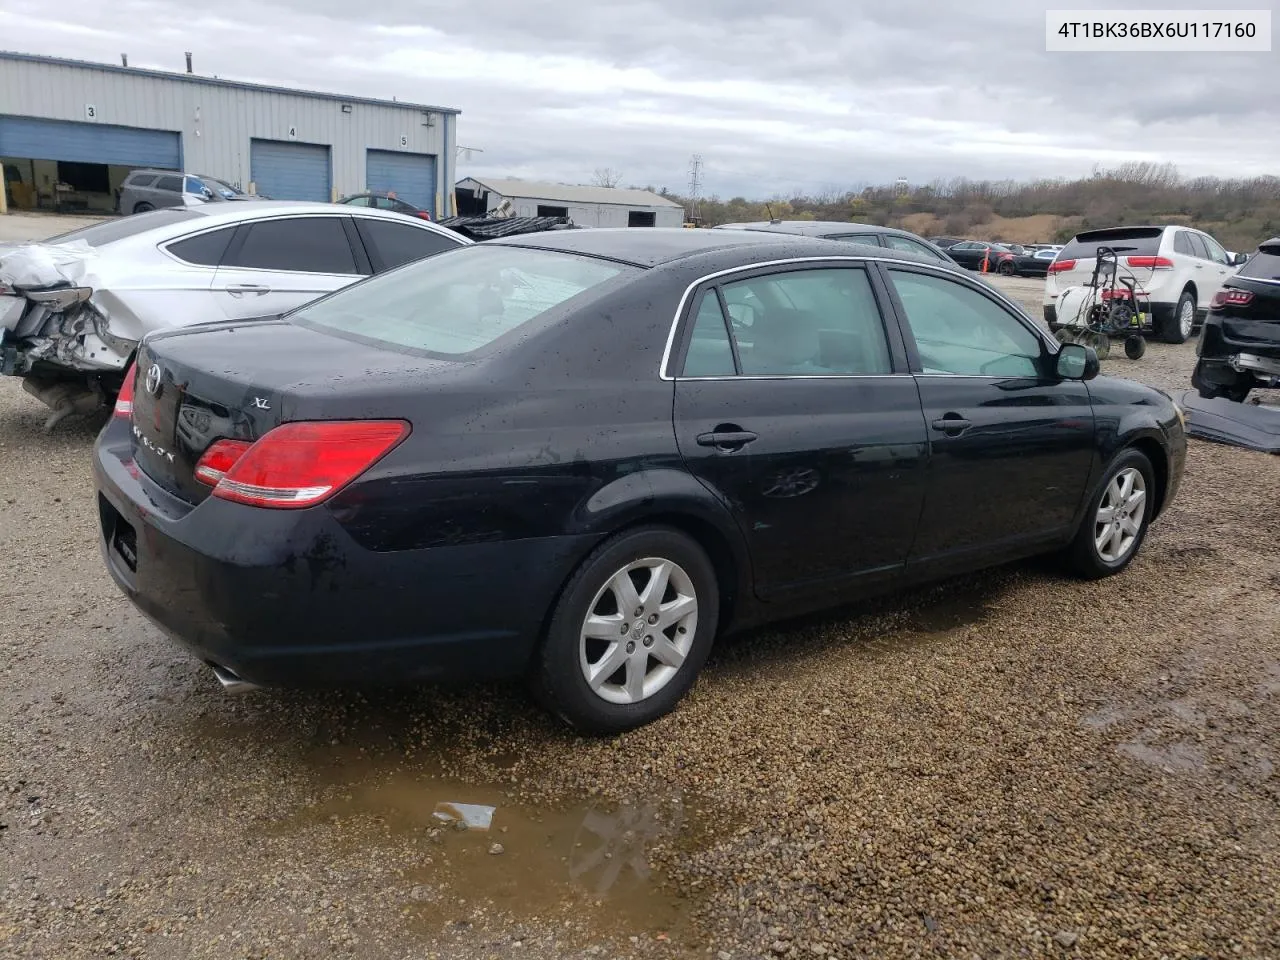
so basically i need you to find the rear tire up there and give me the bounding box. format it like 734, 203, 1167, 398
132, 202, 155, 215
1066, 449, 1155, 580
1159, 289, 1196, 344
530, 526, 719, 735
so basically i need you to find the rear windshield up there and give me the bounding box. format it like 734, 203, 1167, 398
1059, 227, 1164, 261
290, 245, 637, 357
1238, 245, 1280, 282
44, 209, 205, 247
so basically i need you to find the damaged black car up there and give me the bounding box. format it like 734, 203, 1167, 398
1193, 238, 1280, 402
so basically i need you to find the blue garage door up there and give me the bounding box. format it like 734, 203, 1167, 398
249, 139, 331, 202
0, 116, 181, 167
366, 149, 437, 215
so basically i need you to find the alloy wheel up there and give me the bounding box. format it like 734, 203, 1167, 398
1094, 467, 1147, 563
1179, 297, 1195, 339
578, 557, 698, 705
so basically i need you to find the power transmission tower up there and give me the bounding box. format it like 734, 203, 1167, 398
687, 155, 703, 226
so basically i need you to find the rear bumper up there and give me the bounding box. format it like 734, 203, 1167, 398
93, 420, 595, 688
1193, 315, 1280, 386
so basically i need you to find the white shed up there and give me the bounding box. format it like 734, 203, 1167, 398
455, 176, 684, 228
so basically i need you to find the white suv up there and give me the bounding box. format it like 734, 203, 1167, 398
1043, 225, 1246, 343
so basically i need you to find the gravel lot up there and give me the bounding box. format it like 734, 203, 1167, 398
1, 224, 1278, 960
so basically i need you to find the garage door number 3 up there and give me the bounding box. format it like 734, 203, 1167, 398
85, 104, 98, 121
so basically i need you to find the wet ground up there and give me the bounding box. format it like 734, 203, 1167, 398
1, 236, 1278, 959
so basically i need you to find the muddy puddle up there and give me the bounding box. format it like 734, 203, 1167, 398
258, 756, 706, 951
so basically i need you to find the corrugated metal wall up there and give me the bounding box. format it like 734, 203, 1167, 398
0, 56, 457, 207
491, 195, 685, 228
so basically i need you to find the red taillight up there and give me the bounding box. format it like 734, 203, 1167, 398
200, 420, 410, 509
194, 439, 253, 486
1210, 289, 1254, 309
114, 363, 137, 418
416, 211, 432, 220
1125, 256, 1174, 269
1048, 259, 1076, 273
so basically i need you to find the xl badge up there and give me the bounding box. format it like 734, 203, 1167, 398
252, 396, 271, 410
144, 363, 162, 396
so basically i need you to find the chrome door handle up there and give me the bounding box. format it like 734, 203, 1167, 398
696, 430, 758, 451
225, 283, 270, 297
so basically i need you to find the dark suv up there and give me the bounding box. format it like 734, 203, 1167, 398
1192, 238, 1280, 402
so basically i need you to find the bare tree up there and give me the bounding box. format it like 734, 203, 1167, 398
591, 167, 623, 188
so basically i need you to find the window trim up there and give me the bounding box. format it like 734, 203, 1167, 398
659, 256, 1054, 381
352, 214, 464, 273
876, 261, 1052, 379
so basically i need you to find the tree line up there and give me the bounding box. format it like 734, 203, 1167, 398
633, 162, 1280, 250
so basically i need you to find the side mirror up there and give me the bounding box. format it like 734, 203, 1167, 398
1233, 252, 1250, 266
1056, 342, 1099, 381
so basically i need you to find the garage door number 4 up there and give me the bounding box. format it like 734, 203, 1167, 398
287, 125, 298, 140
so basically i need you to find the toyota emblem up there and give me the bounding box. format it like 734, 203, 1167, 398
144, 363, 162, 396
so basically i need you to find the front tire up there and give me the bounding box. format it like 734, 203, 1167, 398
531, 526, 719, 735
998, 260, 1016, 276
1066, 449, 1155, 580
132, 201, 155, 215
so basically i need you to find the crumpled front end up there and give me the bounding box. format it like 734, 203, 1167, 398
1, 240, 138, 430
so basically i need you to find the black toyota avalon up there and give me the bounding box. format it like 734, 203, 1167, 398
94, 229, 1186, 733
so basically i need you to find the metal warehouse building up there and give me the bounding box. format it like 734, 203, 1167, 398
0, 51, 458, 216
456, 176, 684, 228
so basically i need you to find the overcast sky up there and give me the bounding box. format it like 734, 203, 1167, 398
5, 0, 1277, 197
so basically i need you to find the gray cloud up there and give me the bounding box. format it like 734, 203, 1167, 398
5, 0, 1276, 197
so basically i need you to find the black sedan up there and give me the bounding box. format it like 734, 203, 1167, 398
94, 229, 1187, 733
946, 240, 1019, 274
1192, 237, 1280, 402
1011, 248, 1060, 278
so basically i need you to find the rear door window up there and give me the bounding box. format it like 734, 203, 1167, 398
1174, 231, 1196, 257
128, 174, 157, 188
154, 176, 183, 192
354, 218, 462, 271
225, 217, 358, 274
711, 267, 892, 376
1186, 233, 1210, 260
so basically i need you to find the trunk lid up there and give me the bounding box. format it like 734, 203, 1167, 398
128, 318, 458, 505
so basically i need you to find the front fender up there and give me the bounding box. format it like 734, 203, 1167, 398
1076, 386, 1183, 527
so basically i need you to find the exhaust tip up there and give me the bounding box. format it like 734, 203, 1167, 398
209, 662, 260, 694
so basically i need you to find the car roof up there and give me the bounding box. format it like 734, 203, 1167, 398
714, 221, 929, 241
173, 200, 441, 228
488, 226, 945, 269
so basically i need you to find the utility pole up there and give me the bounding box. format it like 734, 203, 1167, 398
687, 155, 703, 226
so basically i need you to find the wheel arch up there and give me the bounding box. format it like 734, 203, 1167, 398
1127, 435, 1170, 520
532, 472, 756, 658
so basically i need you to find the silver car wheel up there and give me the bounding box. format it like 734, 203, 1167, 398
578, 557, 698, 705
1178, 296, 1195, 339
1094, 467, 1147, 563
